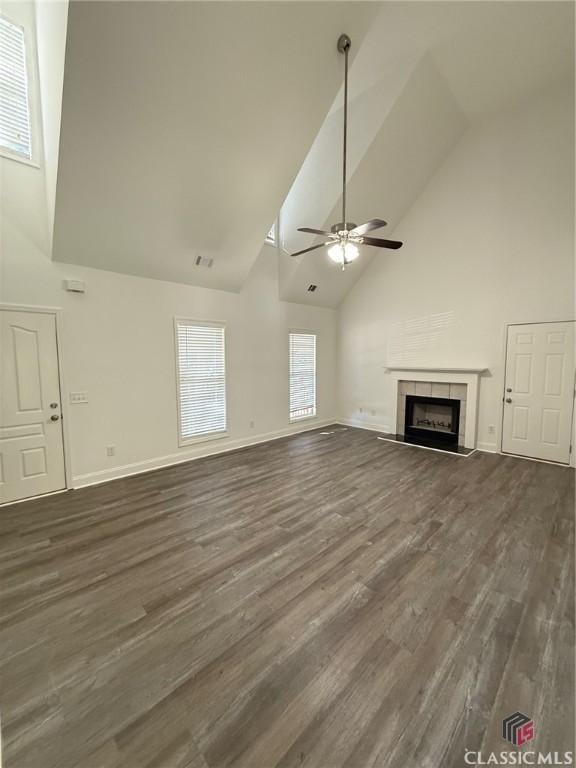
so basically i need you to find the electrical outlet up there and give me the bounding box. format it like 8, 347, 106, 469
249, 420, 255, 429
70, 392, 88, 404
106, 445, 116, 457
488, 425, 495, 435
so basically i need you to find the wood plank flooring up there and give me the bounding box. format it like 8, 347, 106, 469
0, 426, 574, 768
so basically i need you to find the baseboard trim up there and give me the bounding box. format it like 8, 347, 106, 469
71, 418, 338, 489
338, 418, 391, 434
476, 442, 498, 453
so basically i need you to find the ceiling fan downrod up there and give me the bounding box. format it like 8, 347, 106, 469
288, 34, 402, 265
337, 33, 353, 238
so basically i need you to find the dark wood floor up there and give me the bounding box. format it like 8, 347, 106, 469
0, 426, 573, 768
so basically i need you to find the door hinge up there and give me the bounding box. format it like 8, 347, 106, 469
570, 445, 573, 454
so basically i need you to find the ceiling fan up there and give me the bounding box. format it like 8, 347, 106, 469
290, 34, 402, 269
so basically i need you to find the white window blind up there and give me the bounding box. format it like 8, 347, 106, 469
0, 17, 31, 160
176, 321, 226, 441
289, 332, 316, 421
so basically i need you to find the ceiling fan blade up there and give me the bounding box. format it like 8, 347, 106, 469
290, 241, 331, 257
362, 236, 403, 249
297, 227, 334, 237
349, 219, 388, 236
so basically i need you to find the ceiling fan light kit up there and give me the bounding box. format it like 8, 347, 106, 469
290, 34, 403, 269
328, 241, 359, 264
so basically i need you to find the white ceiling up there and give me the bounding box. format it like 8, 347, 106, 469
53, 1, 574, 302
52, 1, 379, 290
279, 55, 467, 307
279, 1, 574, 306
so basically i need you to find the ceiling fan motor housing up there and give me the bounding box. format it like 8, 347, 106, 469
331, 222, 357, 233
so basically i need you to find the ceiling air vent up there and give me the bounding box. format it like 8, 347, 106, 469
307, 284, 317, 292
195, 255, 214, 269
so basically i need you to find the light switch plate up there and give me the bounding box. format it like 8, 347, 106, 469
64, 279, 86, 293
70, 392, 88, 404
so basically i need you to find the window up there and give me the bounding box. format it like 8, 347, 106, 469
0, 16, 32, 160
265, 221, 276, 246
175, 320, 227, 443
289, 332, 316, 421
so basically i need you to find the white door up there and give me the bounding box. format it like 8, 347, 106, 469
502, 321, 575, 463
0, 310, 66, 504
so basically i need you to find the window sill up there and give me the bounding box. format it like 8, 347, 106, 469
179, 430, 229, 448
0, 147, 40, 168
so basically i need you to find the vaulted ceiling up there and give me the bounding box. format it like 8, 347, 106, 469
52, 1, 574, 303
279, 1, 574, 306
52, 1, 378, 290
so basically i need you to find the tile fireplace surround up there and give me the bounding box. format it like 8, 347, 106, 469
398, 381, 467, 445
384, 367, 487, 449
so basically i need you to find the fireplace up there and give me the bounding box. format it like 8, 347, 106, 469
404, 395, 461, 447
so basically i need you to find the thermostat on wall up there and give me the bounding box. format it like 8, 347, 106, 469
64, 279, 86, 293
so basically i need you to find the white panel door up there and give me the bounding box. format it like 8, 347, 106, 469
0, 310, 66, 504
502, 321, 574, 463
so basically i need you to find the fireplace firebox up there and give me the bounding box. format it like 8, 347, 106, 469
404, 395, 460, 447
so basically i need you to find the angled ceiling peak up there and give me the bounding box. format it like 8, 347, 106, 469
52, 1, 380, 291
278, 1, 573, 307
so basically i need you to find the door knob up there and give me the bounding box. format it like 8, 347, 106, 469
50, 402, 59, 409
506, 387, 512, 393
505, 398, 512, 403
50, 414, 60, 421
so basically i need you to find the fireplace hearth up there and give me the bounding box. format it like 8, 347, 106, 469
405, 395, 460, 447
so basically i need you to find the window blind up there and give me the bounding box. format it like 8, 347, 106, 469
289, 332, 316, 421
176, 322, 226, 441
0, 17, 31, 160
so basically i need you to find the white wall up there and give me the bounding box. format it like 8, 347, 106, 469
1, 230, 337, 486
2, 1, 572, 495
34, 0, 68, 249
0, 2, 337, 490
338, 85, 574, 451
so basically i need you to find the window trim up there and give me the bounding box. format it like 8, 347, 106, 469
288, 329, 318, 423
174, 317, 229, 447
0, 13, 40, 168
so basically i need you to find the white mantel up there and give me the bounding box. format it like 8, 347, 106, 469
385, 366, 486, 449
384, 365, 488, 374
